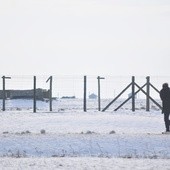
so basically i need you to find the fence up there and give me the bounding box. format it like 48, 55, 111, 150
0, 75, 169, 112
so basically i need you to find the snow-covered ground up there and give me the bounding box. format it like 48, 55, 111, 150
0, 99, 170, 169
1, 157, 170, 170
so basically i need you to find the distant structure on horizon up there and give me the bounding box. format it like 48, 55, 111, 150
0, 88, 49, 100
89, 93, 97, 99
128, 92, 137, 99
61, 96, 76, 99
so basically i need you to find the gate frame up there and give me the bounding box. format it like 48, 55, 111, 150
102, 76, 162, 112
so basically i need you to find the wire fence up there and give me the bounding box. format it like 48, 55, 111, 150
0, 75, 169, 112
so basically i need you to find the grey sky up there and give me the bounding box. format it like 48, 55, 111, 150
0, 0, 170, 76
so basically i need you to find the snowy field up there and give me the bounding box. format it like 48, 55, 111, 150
1, 99, 170, 169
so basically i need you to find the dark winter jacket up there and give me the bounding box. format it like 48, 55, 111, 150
160, 86, 170, 113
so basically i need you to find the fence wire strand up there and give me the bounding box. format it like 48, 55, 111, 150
0, 75, 169, 112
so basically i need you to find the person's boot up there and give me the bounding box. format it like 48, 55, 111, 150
165, 129, 170, 134
162, 129, 170, 134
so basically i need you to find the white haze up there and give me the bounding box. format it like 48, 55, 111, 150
0, 0, 170, 76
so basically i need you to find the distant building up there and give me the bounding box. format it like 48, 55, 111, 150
89, 93, 97, 99
0, 88, 49, 100
61, 96, 76, 99
128, 92, 137, 99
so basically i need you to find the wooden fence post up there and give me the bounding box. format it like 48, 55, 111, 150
50, 76, 52, 111
97, 76, 101, 111
2, 76, 5, 111
132, 76, 135, 112
97, 76, 105, 111
83, 76, 87, 112
146, 76, 150, 111
33, 76, 36, 113
2, 76, 11, 111
46, 76, 53, 111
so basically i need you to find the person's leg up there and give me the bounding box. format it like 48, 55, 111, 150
164, 113, 170, 131
168, 113, 170, 129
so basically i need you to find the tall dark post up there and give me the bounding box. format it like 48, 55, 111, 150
50, 76, 52, 111
2, 76, 11, 111
2, 76, 5, 111
46, 76, 53, 111
97, 76, 105, 111
33, 76, 36, 113
146, 76, 150, 111
132, 76, 135, 112
83, 76, 87, 112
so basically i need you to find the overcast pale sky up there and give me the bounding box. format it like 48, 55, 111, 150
0, 0, 170, 76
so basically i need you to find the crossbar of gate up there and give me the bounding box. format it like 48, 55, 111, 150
102, 76, 162, 112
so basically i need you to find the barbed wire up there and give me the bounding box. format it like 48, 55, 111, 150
0, 75, 169, 111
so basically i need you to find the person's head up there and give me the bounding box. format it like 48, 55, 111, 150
162, 83, 169, 89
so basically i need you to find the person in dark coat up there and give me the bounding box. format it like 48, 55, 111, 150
160, 83, 170, 132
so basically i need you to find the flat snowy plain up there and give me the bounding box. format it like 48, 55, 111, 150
0, 99, 170, 170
